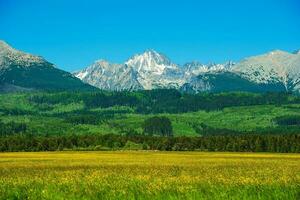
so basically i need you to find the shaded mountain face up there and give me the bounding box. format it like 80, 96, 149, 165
180, 72, 286, 93
75, 48, 300, 93
0, 41, 95, 92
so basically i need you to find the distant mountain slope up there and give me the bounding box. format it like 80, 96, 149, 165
75, 48, 300, 93
181, 49, 300, 93
0, 41, 95, 92
180, 72, 286, 93
232, 50, 300, 92
74, 60, 143, 91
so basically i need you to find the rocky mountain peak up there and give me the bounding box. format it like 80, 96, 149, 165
0, 40, 47, 69
75, 48, 300, 93
125, 49, 174, 75
265, 50, 291, 58
93, 59, 113, 68
183, 61, 204, 69
0, 40, 11, 49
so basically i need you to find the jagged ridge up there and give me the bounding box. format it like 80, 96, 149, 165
74, 50, 233, 91
75, 48, 300, 93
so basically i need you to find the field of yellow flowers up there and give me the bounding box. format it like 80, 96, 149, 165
0, 151, 299, 200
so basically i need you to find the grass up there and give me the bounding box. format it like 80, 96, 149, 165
0, 152, 299, 200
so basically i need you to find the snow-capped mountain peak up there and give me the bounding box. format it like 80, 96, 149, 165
125, 49, 175, 75
93, 59, 112, 68
121, 49, 183, 89
130, 49, 171, 65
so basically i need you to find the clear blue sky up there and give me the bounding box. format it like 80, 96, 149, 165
0, 0, 300, 71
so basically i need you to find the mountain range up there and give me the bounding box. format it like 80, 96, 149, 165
74, 49, 235, 92
1, 40, 300, 93
74, 48, 300, 93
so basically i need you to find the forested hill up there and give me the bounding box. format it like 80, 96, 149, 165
0, 41, 96, 92
1, 90, 300, 152
28, 89, 298, 114
1, 90, 300, 138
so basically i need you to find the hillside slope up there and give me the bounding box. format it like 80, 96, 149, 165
0, 41, 95, 92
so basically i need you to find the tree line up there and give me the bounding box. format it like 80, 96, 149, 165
274, 115, 300, 126
0, 120, 27, 136
28, 90, 299, 114
0, 134, 299, 153
143, 116, 173, 136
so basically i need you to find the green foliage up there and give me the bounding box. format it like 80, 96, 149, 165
0, 134, 299, 153
94, 145, 111, 151
123, 141, 143, 150
27, 90, 298, 114
197, 123, 241, 135
65, 115, 100, 125
0, 120, 27, 136
143, 116, 173, 136
1, 90, 300, 140
274, 115, 300, 126
189, 72, 287, 93
1, 64, 96, 92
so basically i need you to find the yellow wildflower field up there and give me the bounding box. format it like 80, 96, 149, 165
0, 151, 299, 199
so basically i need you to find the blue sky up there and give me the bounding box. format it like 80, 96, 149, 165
0, 0, 300, 71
